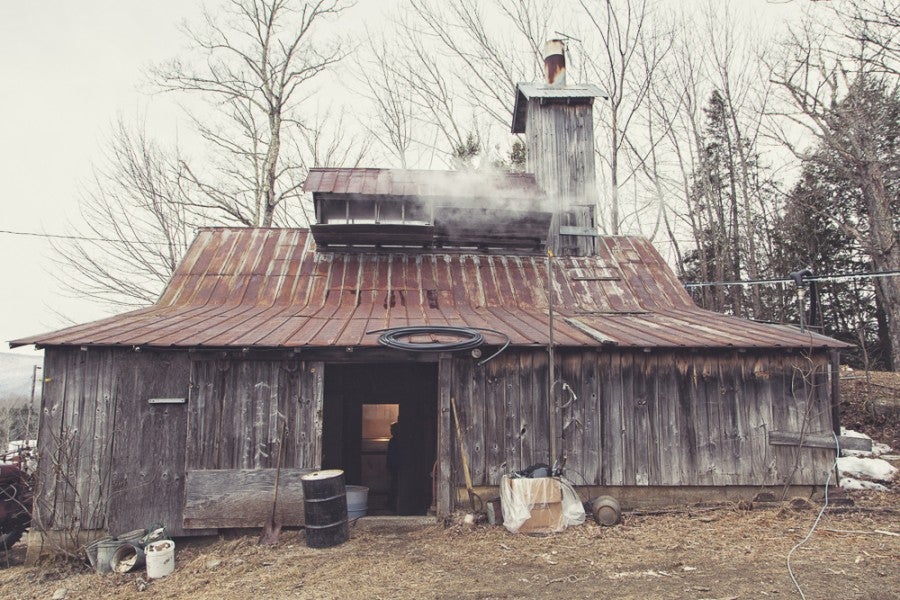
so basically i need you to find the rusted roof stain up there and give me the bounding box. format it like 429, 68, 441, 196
12, 228, 847, 350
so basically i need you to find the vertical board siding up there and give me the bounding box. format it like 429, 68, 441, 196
484, 357, 507, 483
38, 347, 839, 527
449, 349, 836, 493
187, 358, 322, 471
37, 349, 191, 534
35, 349, 119, 531
770, 355, 835, 484
559, 353, 583, 483
108, 351, 191, 536
580, 353, 601, 485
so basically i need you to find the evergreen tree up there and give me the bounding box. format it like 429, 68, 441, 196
774, 79, 899, 368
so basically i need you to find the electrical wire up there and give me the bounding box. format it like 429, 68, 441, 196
0, 228, 176, 245
786, 431, 840, 600
683, 270, 900, 288
367, 326, 511, 365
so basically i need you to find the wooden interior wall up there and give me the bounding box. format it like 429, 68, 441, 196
450, 349, 836, 490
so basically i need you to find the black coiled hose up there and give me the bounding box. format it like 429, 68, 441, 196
367, 326, 511, 365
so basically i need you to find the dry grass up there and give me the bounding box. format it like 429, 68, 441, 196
2, 500, 898, 600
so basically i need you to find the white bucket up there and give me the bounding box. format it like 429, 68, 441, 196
145, 540, 175, 579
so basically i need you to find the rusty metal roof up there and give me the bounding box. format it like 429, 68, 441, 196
11, 228, 848, 350
303, 168, 544, 200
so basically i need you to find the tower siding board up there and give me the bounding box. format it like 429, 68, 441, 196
526, 99, 597, 256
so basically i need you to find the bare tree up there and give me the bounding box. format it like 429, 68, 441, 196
152, 0, 352, 227
770, 0, 900, 369
575, 0, 671, 235
353, 34, 417, 168
53, 120, 195, 307
646, 7, 782, 319
352, 0, 551, 169
54, 1, 365, 308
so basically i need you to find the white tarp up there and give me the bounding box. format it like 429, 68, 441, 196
499, 475, 585, 534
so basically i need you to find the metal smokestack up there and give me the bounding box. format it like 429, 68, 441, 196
543, 40, 566, 87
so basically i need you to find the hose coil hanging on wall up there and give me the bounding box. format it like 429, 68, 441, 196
368, 326, 510, 365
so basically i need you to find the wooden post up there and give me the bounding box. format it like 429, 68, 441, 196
547, 252, 558, 471
436, 355, 453, 518
829, 350, 841, 437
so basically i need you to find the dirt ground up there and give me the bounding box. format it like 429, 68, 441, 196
1, 372, 898, 600
1, 500, 898, 600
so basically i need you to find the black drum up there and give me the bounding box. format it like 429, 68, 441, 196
301, 469, 350, 548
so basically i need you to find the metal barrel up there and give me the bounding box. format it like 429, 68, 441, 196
591, 495, 622, 526
301, 469, 349, 548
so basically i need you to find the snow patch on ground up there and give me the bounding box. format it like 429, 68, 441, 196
837, 455, 897, 481
839, 478, 889, 492
838, 429, 896, 492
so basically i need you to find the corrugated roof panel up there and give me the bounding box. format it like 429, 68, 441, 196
11, 228, 850, 351
304, 168, 544, 201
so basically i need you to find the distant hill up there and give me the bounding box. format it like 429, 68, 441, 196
0, 352, 43, 409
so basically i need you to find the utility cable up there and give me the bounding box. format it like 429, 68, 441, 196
786, 431, 840, 600
683, 270, 900, 288
0, 228, 176, 246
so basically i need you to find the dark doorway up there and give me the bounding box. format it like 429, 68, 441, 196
322, 363, 438, 515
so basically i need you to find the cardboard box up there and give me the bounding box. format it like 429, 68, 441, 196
518, 502, 564, 534
506, 477, 562, 504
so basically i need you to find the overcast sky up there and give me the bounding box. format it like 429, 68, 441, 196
0, 1, 380, 355
0, 0, 804, 357
1, 2, 197, 355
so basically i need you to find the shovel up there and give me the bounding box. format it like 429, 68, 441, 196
260, 417, 287, 545
451, 397, 481, 512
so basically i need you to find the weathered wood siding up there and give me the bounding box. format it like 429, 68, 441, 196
36, 348, 192, 534
107, 351, 192, 535
525, 99, 598, 255
186, 358, 323, 471
36, 348, 117, 532
451, 349, 836, 489
36, 350, 324, 535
